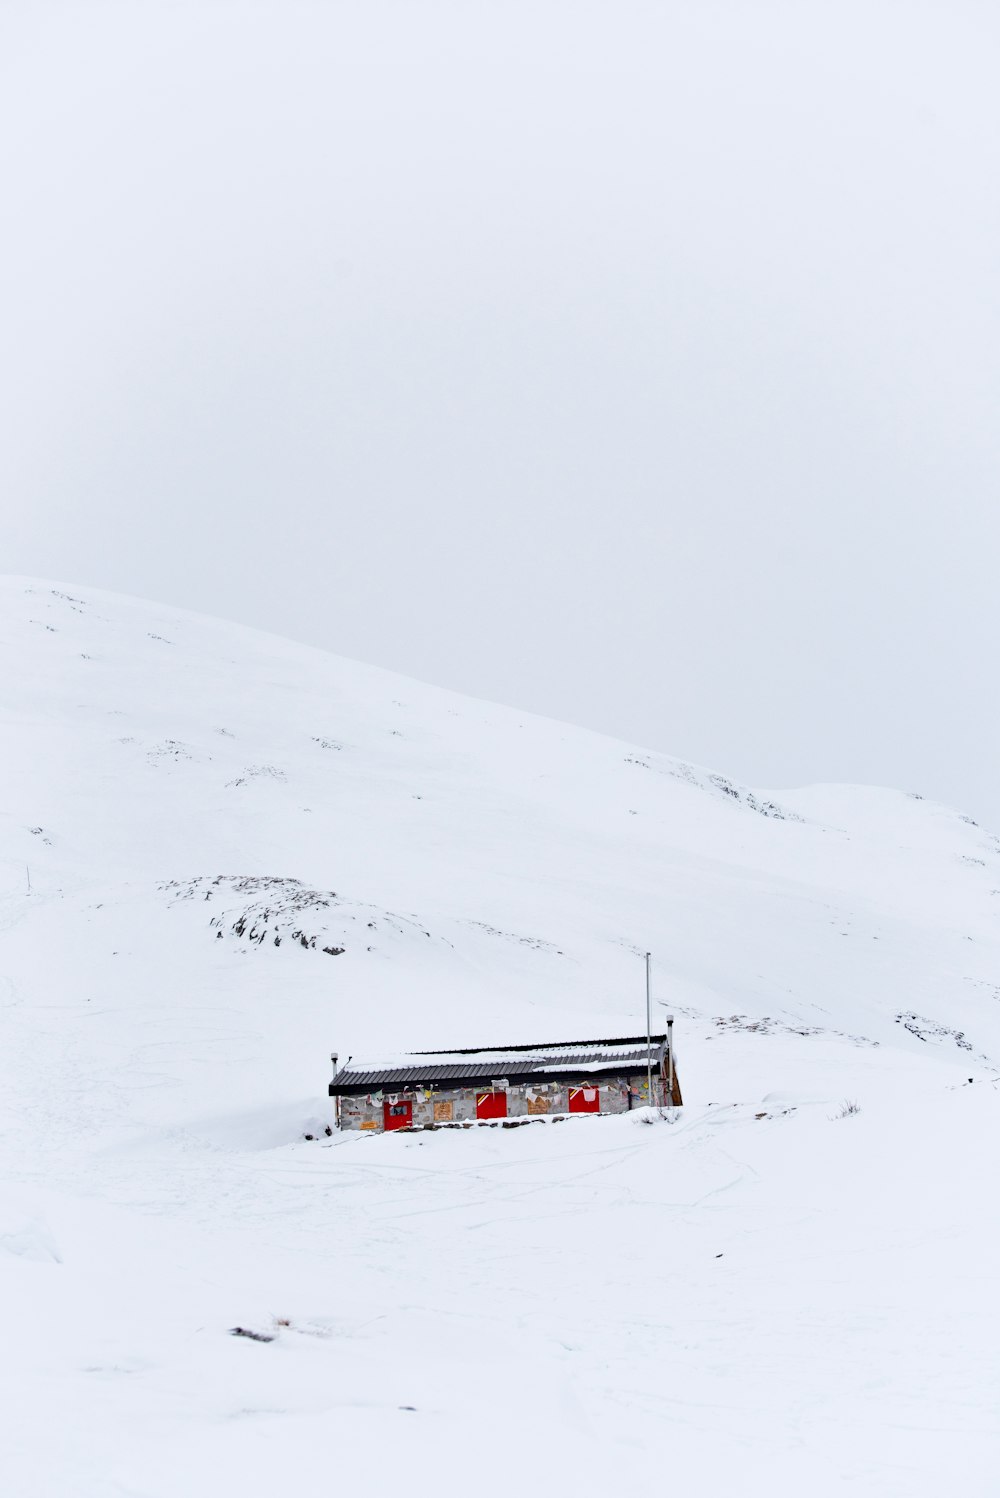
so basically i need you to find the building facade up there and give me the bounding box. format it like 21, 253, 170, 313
329, 1032, 681, 1132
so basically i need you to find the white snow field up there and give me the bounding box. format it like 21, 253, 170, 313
2, 576, 999, 1495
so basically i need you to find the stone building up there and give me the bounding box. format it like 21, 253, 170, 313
329, 1031, 681, 1132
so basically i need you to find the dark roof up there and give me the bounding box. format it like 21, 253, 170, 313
329, 1034, 669, 1096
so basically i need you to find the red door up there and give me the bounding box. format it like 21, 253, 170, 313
383, 1099, 412, 1131
569, 1085, 600, 1114
476, 1090, 508, 1121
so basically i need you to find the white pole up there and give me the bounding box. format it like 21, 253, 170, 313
645, 951, 653, 1105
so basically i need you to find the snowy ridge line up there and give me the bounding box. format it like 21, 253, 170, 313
623, 754, 804, 822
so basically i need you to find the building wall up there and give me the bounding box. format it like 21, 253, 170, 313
336, 1074, 670, 1131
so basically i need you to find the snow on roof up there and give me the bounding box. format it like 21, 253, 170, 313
330, 1035, 669, 1091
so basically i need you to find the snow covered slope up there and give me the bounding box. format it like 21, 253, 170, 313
3, 577, 999, 1495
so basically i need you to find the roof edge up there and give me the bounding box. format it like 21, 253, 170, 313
408, 1033, 668, 1057
329, 1059, 664, 1098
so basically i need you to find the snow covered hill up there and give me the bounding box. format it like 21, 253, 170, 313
3, 577, 998, 1495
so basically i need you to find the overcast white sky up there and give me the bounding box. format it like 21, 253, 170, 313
3, 1, 999, 823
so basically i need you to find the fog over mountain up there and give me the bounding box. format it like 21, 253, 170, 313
3, 2, 999, 823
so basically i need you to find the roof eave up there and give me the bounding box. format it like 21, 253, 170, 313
329, 1062, 661, 1097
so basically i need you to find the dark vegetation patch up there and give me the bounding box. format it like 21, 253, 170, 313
464, 920, 563, 956
896, 1012, 972, 1050
50, 589, 86, 610
711, 1014, 879, 1047
161, 875, 439, 960
624, 756, 802, 821
147, 740, 194, 763
226, 764, 286, 788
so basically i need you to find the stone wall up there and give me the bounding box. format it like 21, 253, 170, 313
336, 1074, 669, 1131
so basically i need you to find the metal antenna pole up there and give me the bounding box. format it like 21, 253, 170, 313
645, 951, 653, 1105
